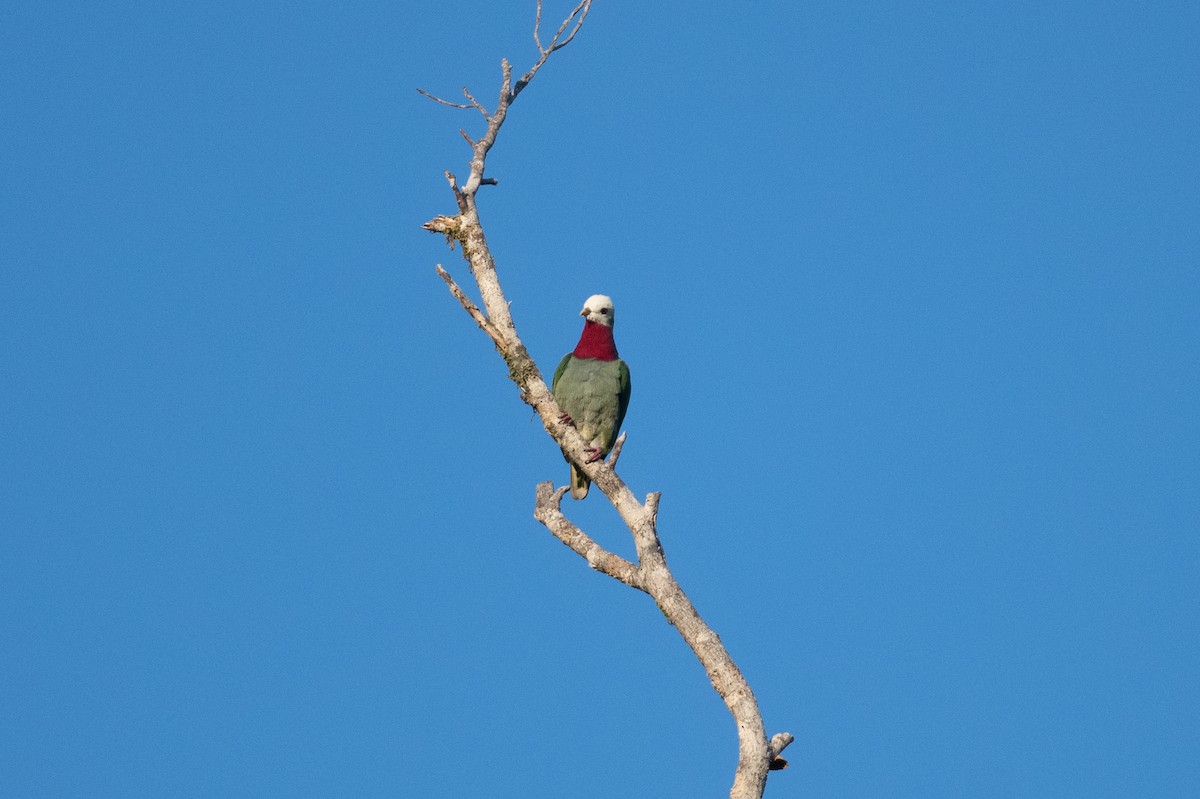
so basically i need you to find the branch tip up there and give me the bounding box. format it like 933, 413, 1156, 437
533, 481, 570, 509
442, 171, 466, 212
768, 732, 795, 771
538, 482, 569, 510
606, 431, 627, 468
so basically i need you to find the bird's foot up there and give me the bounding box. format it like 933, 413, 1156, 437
558, 412, 575, 426
584, 447, 603, 463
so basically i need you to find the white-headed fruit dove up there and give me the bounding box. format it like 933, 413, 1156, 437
551, 294, 632, 499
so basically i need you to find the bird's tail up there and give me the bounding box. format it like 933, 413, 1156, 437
569, 464, 590, 499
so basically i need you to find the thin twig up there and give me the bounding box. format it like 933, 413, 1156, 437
415, 87, 473, 109
534, 0, 545, 53
551, 0, 592, 51
516, 0, 593, 99
461, 87, 491, 120
436, 265, 501, 341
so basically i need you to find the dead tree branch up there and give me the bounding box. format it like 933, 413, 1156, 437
414, 87, 473, 110
420, 5, 792, 796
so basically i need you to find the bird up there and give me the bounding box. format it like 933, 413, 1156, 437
551, 294, 632, 499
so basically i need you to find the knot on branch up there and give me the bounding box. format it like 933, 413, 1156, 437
423, 214, 465, 248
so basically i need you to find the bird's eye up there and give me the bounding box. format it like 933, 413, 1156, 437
600, 308, 610, 314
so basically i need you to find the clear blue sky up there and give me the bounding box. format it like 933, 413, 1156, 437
3, 2, 1198, 796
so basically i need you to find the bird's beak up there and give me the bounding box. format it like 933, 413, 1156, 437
580, 307, 589, 317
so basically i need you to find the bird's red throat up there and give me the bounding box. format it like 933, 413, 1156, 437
572, 320, 619, 360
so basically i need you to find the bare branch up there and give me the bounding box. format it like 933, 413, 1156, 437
534, 0, 545, 53
421, 3, 594, 201
534, 482, 644, 587
461, 87, 491, 120
535, 0, 592, 54
415, 85, 492, 121
415, 87, 473, 109
516, 1, 593, 100
420, 2, 594, 207
459, 60, 513, 197
436, 265, 501, 342
550, 0, 592, 51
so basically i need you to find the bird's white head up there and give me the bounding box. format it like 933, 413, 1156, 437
580, 294, 615, 328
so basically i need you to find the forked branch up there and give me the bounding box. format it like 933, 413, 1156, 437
421, 5, 792, 796
525, 0, 593, 97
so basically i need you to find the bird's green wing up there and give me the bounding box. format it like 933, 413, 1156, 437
614, 358, 632, 439
551, 353, 573, 393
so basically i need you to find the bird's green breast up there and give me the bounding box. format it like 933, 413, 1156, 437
552, 355, 630, 453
